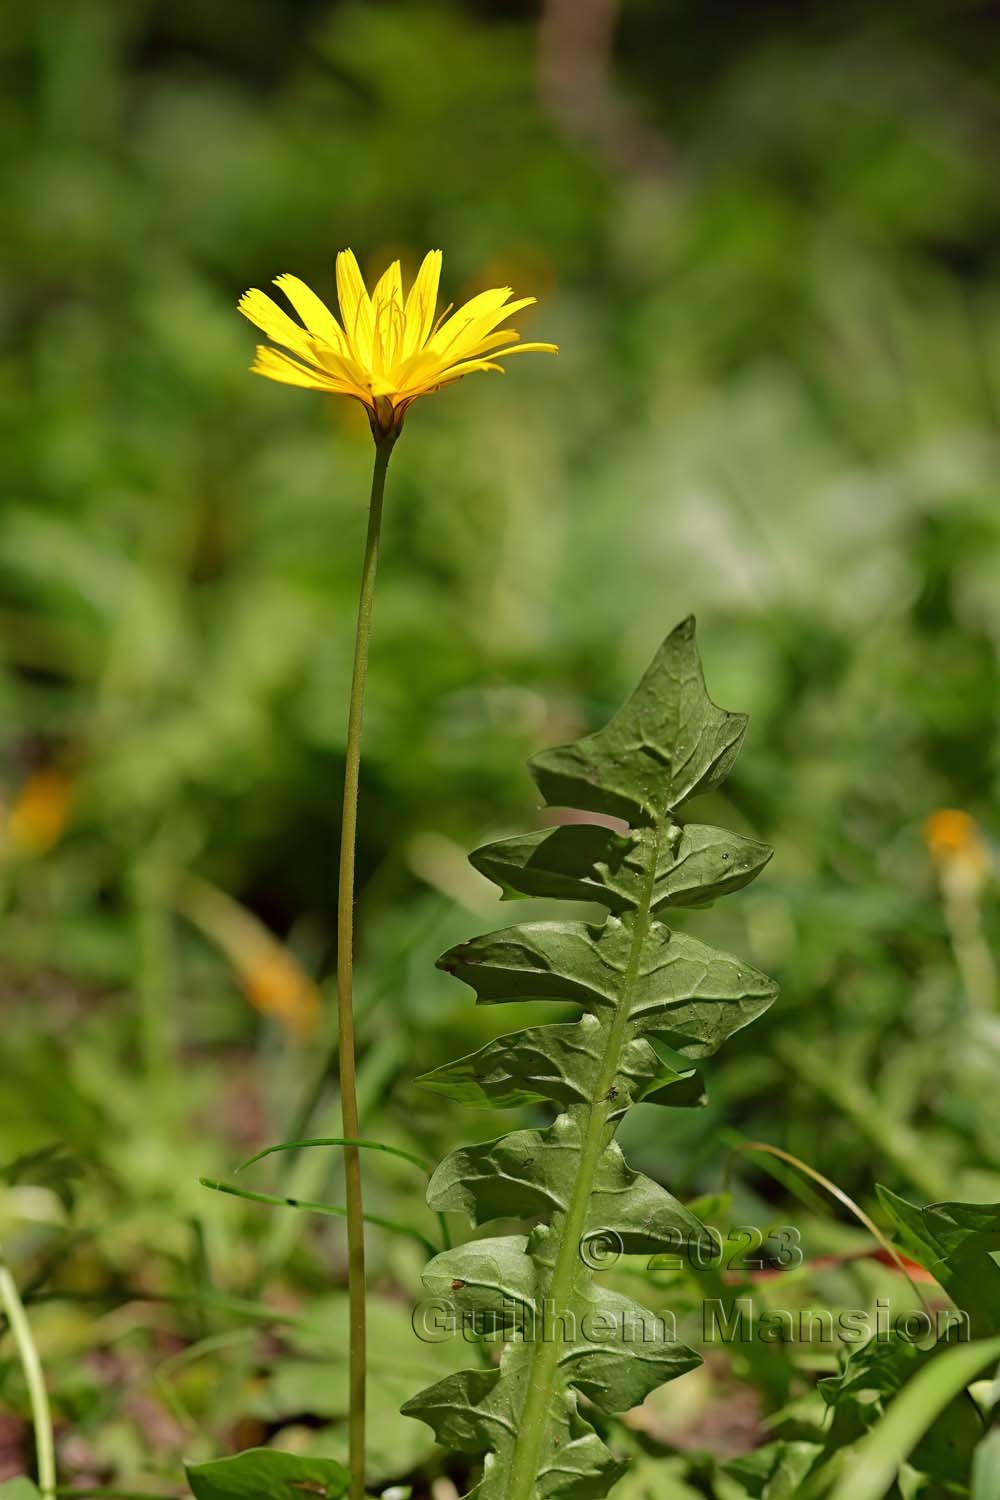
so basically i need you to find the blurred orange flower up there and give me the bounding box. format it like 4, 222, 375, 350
8, 769, 74, 855
241, 947, 321, 1040
923, 809, 988, 881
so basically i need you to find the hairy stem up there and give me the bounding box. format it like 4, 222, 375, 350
0, 1252, 56, 1498
505, 820, 662, 1500
338, 435, 394, 1500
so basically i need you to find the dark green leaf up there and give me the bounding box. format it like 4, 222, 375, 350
472, 822, 771, 914
877, 1186, 1000, 1334
405, 619, 775, 1499
427, 1114, 710, 1255
417, 1026, 704, 1112
528, 616, 747, 823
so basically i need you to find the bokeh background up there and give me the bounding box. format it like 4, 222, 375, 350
2, 0, 1000, 1492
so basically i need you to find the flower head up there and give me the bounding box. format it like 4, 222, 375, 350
923, 808, 989, 886
7, 769, 74, 856
239, 249, 557, 440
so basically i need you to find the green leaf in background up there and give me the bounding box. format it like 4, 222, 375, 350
876, 1186, 1000, 1335
724, 1439, 824, 1499
0, 1482, 42, 1500
247, 1292, 475, 1484
403, 618, 777, 1499
818, 1332, 983, 1488
826, 1336, 1000, 1500
972, 1428, 1000, 1500
186, 1448, 350, 1500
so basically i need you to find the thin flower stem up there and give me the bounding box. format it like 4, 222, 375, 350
338, 434, 395, 1500
0, 1252, 56, 1499
941, 869, 997, 1012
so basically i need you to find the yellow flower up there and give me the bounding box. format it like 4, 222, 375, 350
923, 808, 989, 884
238, 249, 557, 439
241, 948, 321, 1041
7, 769, 74, 856
175, 873, 322, 1040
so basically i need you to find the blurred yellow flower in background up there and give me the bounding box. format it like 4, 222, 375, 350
7, 769, 74, 856
923, 808, 995, 1011
176, 873, 321, 1041
240, 948, 321, 1040
923, 808, 989, 885
239, 249, 557, 439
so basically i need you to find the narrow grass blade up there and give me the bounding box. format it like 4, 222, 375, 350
236, 1136, 431, 1175
199, 1176, 438, 1256
827, 1335, 1000, 1500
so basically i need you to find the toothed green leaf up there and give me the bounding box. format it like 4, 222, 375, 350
405, 619, 776, 1500
401, 1360, 626, 1498
438, 917, 775, 1057
401, 1367, 505, 1455
417, 1026, 704, 1112
528, 616, 748, 823
421, 1236, 537, 1331
427, 1116, 711, 1256
471, 822, 771, 913
876, 1186, 1000, 1334
470, 823, 635, 910
560, 1286, 701, 1413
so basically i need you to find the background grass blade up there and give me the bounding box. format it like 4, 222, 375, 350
199, 1178, 439, 1256
828, 1337, 1000, 1500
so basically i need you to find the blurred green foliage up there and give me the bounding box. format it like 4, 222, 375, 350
2, 0, 1000, 1493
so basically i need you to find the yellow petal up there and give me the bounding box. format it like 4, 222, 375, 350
402, 249, 442, 356
492, 341, 559, 357
251, 346, 339, 390
311, 343, 372, 391
433, 329, 529, 364
372, 260, 403, 311
336, 249, 374, 365
397, 330, 520, 388
431, 358, 505, 387
431, 295, 537, 362
428, 287, 515, 351
238, 288, 315, 362
371, 260, 405, 372
369, 372, 402, 396
273, 274, 348, 354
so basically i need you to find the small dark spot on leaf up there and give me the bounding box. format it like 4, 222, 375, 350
451, 1279, 466, 1290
